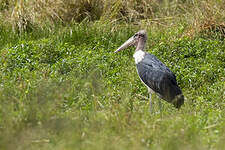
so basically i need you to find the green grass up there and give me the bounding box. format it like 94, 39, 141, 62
0, 20, 224, 150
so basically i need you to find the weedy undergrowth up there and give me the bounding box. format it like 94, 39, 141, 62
0, 0, 224, 150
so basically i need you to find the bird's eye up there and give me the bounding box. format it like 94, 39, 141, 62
134, 33, 144, 38
134, 33, 138, 37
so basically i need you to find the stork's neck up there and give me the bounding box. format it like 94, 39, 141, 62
136, 38, 146, 51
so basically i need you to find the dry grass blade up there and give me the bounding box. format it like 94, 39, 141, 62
0, 0, 224, 36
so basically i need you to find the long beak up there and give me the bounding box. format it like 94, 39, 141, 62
114, 36, 136, 53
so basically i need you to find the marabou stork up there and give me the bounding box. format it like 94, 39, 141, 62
115, 30, 184, 111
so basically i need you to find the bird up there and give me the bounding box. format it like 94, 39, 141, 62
114, 30, 184, 112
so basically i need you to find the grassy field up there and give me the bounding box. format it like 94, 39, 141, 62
0, 0, 225, 150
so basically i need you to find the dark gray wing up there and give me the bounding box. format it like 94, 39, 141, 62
136, 53, 182, 102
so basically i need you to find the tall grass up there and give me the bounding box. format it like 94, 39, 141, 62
0, 0, 224, 34
0, 0, 224, 150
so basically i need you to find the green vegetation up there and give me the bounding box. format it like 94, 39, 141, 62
0, 0, 224, 150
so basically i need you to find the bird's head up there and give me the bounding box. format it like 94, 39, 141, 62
115, 30, 147, 53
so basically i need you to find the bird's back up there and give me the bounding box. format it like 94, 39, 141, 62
135, 52, 184, 108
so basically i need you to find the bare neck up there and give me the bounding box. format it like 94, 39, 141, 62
136, 38, 146, 51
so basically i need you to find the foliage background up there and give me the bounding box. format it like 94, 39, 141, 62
0, 0, 224, 150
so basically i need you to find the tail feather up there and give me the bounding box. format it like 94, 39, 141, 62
172, 94, 184, 109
